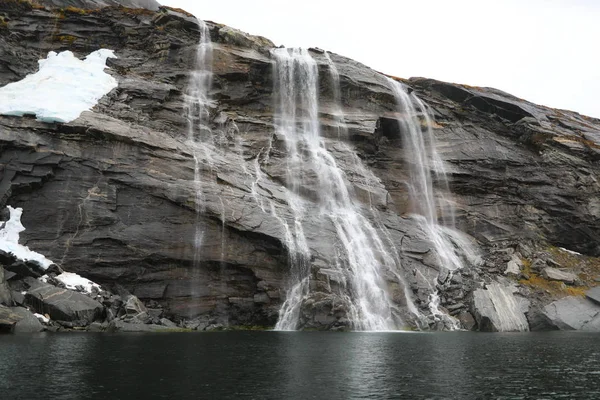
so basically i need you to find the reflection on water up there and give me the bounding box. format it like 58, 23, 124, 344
1, 332, 599, 399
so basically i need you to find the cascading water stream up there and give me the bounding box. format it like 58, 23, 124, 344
388, 78, 479, 328
184, 20, 213, 268
272, 49, 418, 331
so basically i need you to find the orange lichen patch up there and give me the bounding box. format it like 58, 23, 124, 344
161, 6, 195, 17
518, 272, 588, 298
62, 5, 90, 15
518, 253, 590, 299
548, 246, 600, 285
53, 34, 77, 44
519, 246, 599, 299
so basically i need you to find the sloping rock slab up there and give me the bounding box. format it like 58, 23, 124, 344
472, 282, 529, 332
543, 296, 600, 331
25, 283, 103, 325
107, 320, 185, 333
11, 307, 44, 333
586, 287, 600, 305
542, 267, 577, 284
0, 305, 21, 333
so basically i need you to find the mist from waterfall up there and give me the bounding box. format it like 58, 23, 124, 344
184, 20, 213, 269
272, 49, 418, 331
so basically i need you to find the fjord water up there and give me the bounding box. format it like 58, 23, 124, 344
2, 332, 599, 399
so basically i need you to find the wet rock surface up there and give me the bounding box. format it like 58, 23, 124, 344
0, 1, 598, 331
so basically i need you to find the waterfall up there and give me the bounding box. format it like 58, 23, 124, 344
184, 20, 213, 268
388, 78, 479, 328
272, 49, 418, 331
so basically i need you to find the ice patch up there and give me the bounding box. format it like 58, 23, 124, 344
0, 49, 118, 123
55, 272, 101, 294
0, 206, 53, 269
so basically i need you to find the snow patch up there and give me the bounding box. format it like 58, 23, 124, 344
0, 49, 118, 123
34, 313, 50, 324
0, 206, 53, 269
55, 272, 101, 294
559, 247, 582, 256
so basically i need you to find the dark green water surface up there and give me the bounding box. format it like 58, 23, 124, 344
1, 331, 599, 399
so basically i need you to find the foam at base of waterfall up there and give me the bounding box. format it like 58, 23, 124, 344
0, 50, 117, 123
0, 206, 53, 269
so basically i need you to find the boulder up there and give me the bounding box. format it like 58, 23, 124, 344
0, 305, 21, 333
123, 294, 147, 316
472, 282, 529, 332
11, 307, 44, 333
541, 267, 578, 284
543, 296, 600, 331
457, 311, 476, 331
586, 287, 600, 305
504, 254, 522, 276
25, 282, 103, 326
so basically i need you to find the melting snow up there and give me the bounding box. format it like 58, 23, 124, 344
0, 49, 117, 123
55, 272, 101, 294
0, 206, 53, 269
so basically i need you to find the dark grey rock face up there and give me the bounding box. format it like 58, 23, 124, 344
0, 3, 599, 330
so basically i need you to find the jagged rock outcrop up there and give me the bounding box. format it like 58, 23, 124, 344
0, 0, 599, 330
36, 0, 159, 10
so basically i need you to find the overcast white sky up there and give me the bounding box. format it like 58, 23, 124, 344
160, 0, 600, 118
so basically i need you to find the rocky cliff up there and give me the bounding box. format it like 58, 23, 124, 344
1, 0, 599, 331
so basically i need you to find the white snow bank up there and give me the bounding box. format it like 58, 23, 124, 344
55, 272, 101, 294
0, 49, 118, 123
0, 206, 53, 269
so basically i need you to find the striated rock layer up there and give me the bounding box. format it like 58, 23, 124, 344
1, 0, 599, 330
